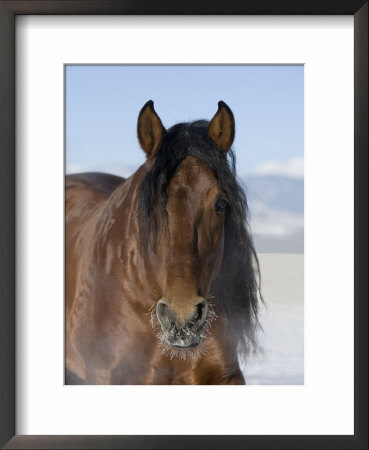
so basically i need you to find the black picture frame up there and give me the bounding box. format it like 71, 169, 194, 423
0, 1, 367, 449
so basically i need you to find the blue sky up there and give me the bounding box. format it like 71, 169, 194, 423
66, 65, 304, 179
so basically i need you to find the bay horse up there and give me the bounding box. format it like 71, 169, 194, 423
66, 101, 260, 385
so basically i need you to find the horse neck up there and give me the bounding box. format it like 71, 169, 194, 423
94, 165, 160, 300
97, 164, 145, 247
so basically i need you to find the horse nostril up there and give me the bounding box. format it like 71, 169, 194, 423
191, 300, 208, 329
156, 299, 208, 332
156, 300, 174, 331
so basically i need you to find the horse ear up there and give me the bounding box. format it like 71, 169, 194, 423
208, 101, 235, 153
137, 100, 166, 158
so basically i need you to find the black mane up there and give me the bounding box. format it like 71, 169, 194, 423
138, 120, 260, 357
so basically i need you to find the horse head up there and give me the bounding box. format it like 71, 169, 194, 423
137, 100, 241, 351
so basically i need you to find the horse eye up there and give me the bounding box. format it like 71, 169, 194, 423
215, 197, 228, 212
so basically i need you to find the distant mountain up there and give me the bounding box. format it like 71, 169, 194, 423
240, 174, 304, 254
242, 175, 304, 214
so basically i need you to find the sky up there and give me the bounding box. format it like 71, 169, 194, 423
65, 65, 304, 179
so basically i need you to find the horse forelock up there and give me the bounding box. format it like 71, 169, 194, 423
137, 120, 262, 359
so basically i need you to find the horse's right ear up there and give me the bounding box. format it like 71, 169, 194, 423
137, 100, 166, 158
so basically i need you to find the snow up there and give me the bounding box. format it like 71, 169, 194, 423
242, 253, 304, 385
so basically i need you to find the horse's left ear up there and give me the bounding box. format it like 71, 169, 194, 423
137, 100, 166, 158
208, 101, 235, 153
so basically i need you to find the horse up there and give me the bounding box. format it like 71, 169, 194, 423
65, 100, 260, 385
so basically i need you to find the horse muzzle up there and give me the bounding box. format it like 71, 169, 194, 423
156, 298, 209, 349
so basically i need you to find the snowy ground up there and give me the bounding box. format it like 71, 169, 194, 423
241, 253, 304, 385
